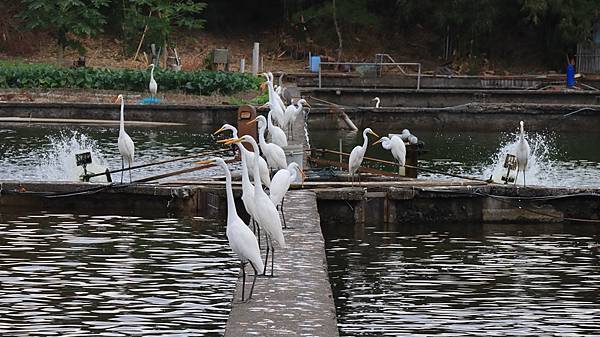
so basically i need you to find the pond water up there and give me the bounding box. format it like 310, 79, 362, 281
1, 123, 599, 188
308, 128, 600, 188
0, 213, 237, 336
323, 221, 600, 336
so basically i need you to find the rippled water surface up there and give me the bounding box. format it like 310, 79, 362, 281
324, 222, 600, 336
0, 213, 237, 336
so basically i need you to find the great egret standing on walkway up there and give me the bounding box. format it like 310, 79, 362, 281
270, 162, 304, 229
515, 120, 530, 186
249, 115, 287, 171
213, 124, 271, 188
349, 128, 379, 185
148, 64, 158, 98
284, 98, 310, 140
373, 135, 406, 176
262, 73, 285, 126
197, 157, 263, 302
267, 109, 288, 147
226, 135, 286, 276
115, 94, 134, 183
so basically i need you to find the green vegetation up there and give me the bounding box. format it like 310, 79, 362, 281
0, 62, 260, 95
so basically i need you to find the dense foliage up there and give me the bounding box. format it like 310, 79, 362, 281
0, 62, 260, 95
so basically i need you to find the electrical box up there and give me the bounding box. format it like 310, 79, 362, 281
237, 105, 257, 152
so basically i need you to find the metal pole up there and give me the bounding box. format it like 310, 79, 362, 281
339, 138, 342, 163
252, 42, 259, 75
318, 63, 322, 88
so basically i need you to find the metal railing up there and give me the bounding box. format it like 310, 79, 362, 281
318, 60, 421, 90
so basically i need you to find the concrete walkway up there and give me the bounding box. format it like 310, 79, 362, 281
225, 190, 339, 337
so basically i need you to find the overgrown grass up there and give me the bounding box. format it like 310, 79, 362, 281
0, 61, 261, 95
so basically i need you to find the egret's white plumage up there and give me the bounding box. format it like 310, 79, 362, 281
250, 115, 287, 171
283, 98, 310, 138
374, 135, 406, 175
515, 120, 530, 186
372, 97, 381, 108
400, 129, 411, 141
116, 94, 135, 183
229, 135, 285, 276
212, 157, 263, 302
213, 124, 271, 188
267, 110, 288, 147
270, 162, 301, 207
348, 128, 379, 184
148, 64, 158, 98
262, 73, 285, 126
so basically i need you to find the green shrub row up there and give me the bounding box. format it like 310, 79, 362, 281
0, 62, 261, 95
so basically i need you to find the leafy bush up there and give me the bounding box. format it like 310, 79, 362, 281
0, 62, 261, 95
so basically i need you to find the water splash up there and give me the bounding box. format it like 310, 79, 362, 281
36, 131, 109, 182
483, 132, 567, 187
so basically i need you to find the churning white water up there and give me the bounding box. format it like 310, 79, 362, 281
35, 132, 109, 182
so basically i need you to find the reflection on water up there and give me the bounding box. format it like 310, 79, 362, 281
308, 129, 600, 188
0, 213, 237, 336
324, 222, 600, 336
0, 125, 228, 181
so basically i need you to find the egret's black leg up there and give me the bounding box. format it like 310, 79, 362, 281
247, 261, 259, 301
121, 158, 124, 183
263, 237, 270, 275
281, 196, 287, 229
240, 261, 247, 301
514, 170, 520, 185
128, 162, 132, 183
270, 243, 275, 277
256, 223, 261, 248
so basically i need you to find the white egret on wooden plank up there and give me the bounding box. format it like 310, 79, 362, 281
349, 127, 379, 185
115, 94, 135, 183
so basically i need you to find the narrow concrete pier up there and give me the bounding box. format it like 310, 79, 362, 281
225, 190, 339, 337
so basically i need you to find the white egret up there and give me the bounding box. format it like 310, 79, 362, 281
283, 98, 310, 139
408, 134, 418, 145
213, 124, 271, 188
270, 162, 304, 229
249, 115, 287, 171
348, 127, 379, 185
262, 73, 285, 126
373, 135, 406, 176
148, 64, 158, 98
198, 157, 263, 302
115, 94, 135, 183
372, 97, 381, 108
226, 135, 286, 276
515, 120, 530, 186
400, 129, 411, 141
267, 109, 288, 147
268, 72, 287, 112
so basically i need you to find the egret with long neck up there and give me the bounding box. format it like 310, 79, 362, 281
348, 127, 379, 185
115, 94, 135, 183
248, 115, 287, 171
373, 135, 406, 176
149, 64, 157, 98
515, 120, 530, 186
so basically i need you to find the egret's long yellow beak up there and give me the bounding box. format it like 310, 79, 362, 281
247, 118, 258, 125
369, 130, 380, 138
372, 138, 383, 146
194, 159, 215, 165
305, 102, 311, 108
216, 139, 232, 145
213, 127, 226, 135
224, 137, 242, 145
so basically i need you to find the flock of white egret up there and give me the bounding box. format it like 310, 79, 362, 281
111, 68, 532, 302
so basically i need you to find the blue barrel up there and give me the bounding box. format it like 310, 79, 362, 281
566, 63, 575, 88
310, 56, 321, 72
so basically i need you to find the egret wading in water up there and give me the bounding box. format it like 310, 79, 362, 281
213, 124, 271, 188
115, 94, 135, 183
270, 162, 304, 229
148, 64, 158, 99
248, 115, 287, 172
515, 120, 530, 186
225, 136, 286, 276
373, 135, 406, 176
197, 157, 263, 302
372, 97, 381, 108
349, 128, 379, 185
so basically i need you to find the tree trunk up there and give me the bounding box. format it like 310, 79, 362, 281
332, 0, 343, 62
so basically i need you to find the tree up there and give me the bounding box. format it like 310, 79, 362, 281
123, 0, 207, 61
18, 0, 109, 64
